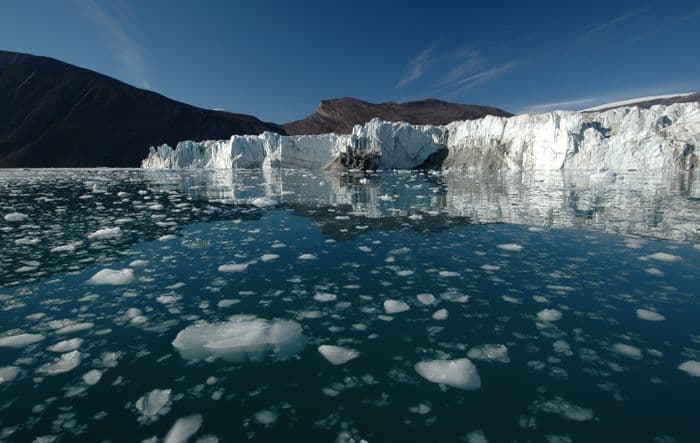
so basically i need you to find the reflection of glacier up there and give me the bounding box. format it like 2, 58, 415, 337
143, 169, 699, 242
143, 103, 700, 171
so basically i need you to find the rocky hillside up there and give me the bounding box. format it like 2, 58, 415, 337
0, 50, 284, 167
283, 97, 512, 135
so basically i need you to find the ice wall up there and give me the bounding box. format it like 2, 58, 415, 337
142, 103, 699, 171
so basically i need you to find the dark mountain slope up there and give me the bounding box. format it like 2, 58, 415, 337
0, 50, 284, 167
283, 97, 512, 135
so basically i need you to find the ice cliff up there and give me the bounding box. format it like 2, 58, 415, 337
142, 103, 699, 171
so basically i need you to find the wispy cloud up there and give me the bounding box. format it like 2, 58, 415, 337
579, 6, 651, 39
74, 0, 150, 88
454, 62, 517, 90
437, 50, 485, 87
396, 47, 434, 88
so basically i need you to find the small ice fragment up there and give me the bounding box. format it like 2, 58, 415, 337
36, 351, 81, 375
646, 252, 681, 262
384, 300, 410, 314
260, 254, 280, 262
497, 243, 522, 252
537, 309, 562, 322
4, 212, 28, 222
254, 410, 278, 426
164, 414, 203, 443
251, 197, 275, 207
467, 345, 510, 363
432, 309, 448, 320
0, 366, 20, 384
158, 234, 178, 241
612, 343, 642, 359
0, 333, 45, 348
314, 292, 337, 302
130, 259, 149, 267
416, 293, 435, 305
88, 227, 122, 240
318, 345, 360, 365
136, 389, 172, 418
298, 253, 317, 260
82, 369, 102, 385
48, 338, 83, 352
678, 360, 700, 377
86, 268, 134, 285
438, 271, 460, 278
636, 309, 665, 322
218, 263, 248, 273
414, 358, 481, 390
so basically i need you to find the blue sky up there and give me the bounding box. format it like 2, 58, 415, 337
2, 0, 699, 122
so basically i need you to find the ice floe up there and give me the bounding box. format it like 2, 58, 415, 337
414, 358, 482, 390
86, 268, 135, 285
318, 345, 360, 365
172, 316, 305, 362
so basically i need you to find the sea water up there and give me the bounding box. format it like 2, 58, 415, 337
0, 169, 699, 442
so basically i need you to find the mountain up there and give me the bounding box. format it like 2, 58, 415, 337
582, 93, 699, 112
283, 97, 512, 135
0, 50, 284, 167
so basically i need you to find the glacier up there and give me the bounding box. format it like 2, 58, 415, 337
142, 103, 699, 171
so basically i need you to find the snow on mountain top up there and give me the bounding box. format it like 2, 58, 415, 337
582, 93, 695, 112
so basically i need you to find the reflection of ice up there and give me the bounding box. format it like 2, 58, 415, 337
143, 169, 699, 241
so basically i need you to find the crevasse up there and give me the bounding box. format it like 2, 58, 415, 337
141, 103, 700, 171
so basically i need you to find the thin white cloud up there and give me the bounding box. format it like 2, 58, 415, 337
74, 0, 150, 88
454, 62, 517, 90
397, 47, 434, 88
438, 50, 485, 87
580, 6, 651, 39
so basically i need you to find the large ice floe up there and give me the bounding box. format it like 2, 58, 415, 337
171, 316, 305, 362
142, 103, 699, 171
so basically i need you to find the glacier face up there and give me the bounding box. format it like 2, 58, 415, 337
142, 103, 700, 171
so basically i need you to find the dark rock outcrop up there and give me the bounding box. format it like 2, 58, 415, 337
0, 50, 284, 167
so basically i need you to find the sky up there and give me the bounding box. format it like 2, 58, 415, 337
2, 0, 700, 122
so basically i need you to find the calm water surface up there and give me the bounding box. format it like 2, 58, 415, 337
0, 169, 699, 442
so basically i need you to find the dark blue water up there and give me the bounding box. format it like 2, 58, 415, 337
1, 169, 699, 442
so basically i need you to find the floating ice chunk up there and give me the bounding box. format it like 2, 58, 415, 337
481, 264, 500, 271
86, 268, 134, 285
612, 343, 642, 359
298, 253, 317, 260
48, 338, 83, 352
218, 263, 248, 273
251, 197, 275, 208
467, 345, 510, 363
314, 292, 337, 302
260, 254, 280, 262
465, 430, 489, 443
158, 234, 178, 241
36, 351, 81, 375
88, 227, 122, 240
82, 369, 102, 386
678, 360, 700, 377
439, 271, 460, 278
56, 322, 93, 334
414, 358, 481, 390
646, 252, 681, 262
164, 414, 203, 443
636, 309, 665, 321
536, 397, 594, 421
644, 267, 664, 277
416, 293, 436, 305
15, 237, 39, 246
0, 333, 45, 348
384, 300, 410, 314
50, 243, 76, 253
254, 410, 278, 426
130, 259, 149, 267
4, 212, 28, 222
216, 299, 237, 308
537, 309, 562, 322
0, 366, 20, 384
497, 243, 522, 252
172, 316, 305, 362
318, 345, 360, 365
136, 389, 172, 419
432, 309, 448, 320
